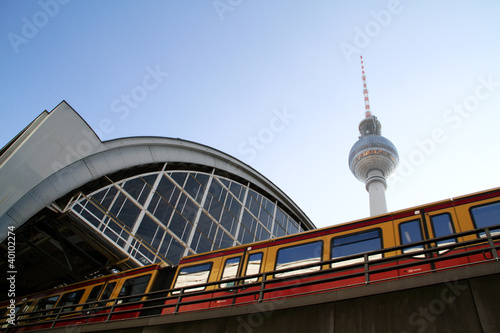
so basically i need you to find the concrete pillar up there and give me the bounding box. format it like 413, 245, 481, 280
365, 169, 388, 216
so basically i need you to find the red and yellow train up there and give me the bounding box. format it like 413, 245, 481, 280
2, 187, 500, 331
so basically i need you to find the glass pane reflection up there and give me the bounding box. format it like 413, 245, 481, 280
71, 168, 306, 266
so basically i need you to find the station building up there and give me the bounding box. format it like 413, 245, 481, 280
0, 101, 314, 297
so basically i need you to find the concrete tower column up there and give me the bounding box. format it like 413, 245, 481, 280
365, 169, 388, 216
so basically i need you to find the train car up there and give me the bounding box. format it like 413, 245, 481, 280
1, 187, 499, 330
160, 186, 500, 313
0, 263, 176, 331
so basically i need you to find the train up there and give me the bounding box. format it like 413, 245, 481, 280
1, 186, 500, 331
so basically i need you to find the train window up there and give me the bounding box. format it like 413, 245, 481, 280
470, 201, 500, 236
34, 295, 59, 317
220, 257, 241, 288
173, 263, 212, 293
13, 301, 33, 322
244, 253, 263, 283
21, 301, 32, 313
430, 214, 456, 246
117, 275, 151, 304
275, 241, 322, 278
58, 289, 85, 313
17, 301, 32, 318
399, 220, 424, 255
331, 229, 382, 268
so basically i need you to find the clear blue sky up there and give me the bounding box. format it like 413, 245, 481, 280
1, 0, 500, 228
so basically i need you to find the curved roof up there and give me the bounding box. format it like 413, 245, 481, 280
0, 101, 314, 242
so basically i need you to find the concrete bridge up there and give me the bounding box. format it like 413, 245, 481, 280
38, 261, 499, 333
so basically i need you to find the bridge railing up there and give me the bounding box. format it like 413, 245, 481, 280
3, 224, 500, 331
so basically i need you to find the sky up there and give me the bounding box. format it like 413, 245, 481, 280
1, 0, 500, 229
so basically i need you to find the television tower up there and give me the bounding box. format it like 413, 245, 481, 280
348, 56, 399, 216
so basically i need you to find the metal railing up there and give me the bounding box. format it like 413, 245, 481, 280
2, 224, 500, 332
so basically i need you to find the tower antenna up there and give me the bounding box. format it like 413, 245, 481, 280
360, 55, 372, 118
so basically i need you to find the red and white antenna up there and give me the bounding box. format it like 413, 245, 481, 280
360, 55, 372, 118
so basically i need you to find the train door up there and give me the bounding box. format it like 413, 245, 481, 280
86, 281, 117, 323
21, 293, 61, 331
110, 274, 153, 320
52, 285, 104, 327
393, 212, 432, 277
210, 252, 244, 308
51, 288, 86, 328
422, 207, 469, 270
208, 247, 268, 307
233, 247, 268, 305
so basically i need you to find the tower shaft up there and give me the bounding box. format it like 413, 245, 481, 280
366, 169, 388, 216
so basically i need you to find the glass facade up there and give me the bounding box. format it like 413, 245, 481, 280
69, 165, 305, 266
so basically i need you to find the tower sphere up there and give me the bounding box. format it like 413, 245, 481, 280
348, 124, 399, 183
